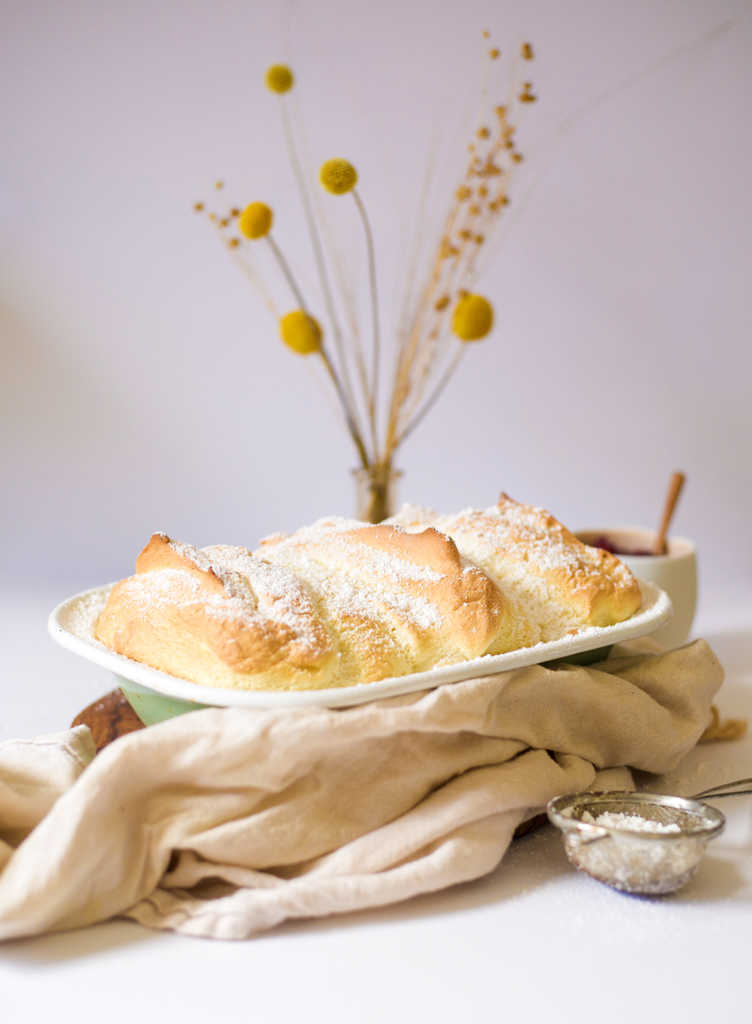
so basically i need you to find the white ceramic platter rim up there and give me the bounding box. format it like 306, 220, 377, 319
49, 580, 671, 709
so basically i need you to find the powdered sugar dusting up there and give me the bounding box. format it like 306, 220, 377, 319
86, 496, 646, 691
388, 500, 639, 643
581, 810, 682, 834
347, 539, 444, 584
257, 516, 447, 631
163, 537, 256, 604
259, 542, 443, 633
59, 586, 111, 644
117, 545, 331, 663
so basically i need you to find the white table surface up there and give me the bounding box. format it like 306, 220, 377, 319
1, 586, 751, 1023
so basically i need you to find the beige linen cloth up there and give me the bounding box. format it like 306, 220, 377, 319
0, 639, 722, 941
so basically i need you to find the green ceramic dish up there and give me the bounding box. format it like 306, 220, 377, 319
116, 645, 615, 726
115, 675, 209, 726
49, 580, 672, 725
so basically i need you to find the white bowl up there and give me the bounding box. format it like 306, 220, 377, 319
576, 528, 696, 650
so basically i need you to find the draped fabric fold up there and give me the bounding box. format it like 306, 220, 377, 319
0, 639, 722, 941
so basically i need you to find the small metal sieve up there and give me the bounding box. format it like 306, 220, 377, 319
547, 777, 752, 896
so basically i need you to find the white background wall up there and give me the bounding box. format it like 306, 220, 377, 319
1, 0, 750, 611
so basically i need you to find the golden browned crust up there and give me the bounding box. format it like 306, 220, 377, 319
97, 534, 338, 690
96, 497, 642, 692
388, 494, 642, 641
96, 521, 529, 691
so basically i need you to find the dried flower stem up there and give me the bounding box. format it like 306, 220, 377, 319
287, 91, 373, 427
383, 73, 528, 457
265, 233, 370, 467
230, 248, 277, 313
384, 197, 463, 457
278, 95, 371, 459
318, 347, 371, 469
396, 343, 465, 446
351, 188, 381, 457
265, 234, 307, 309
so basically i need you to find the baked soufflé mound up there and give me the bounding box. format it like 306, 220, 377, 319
96, 494, 641, 691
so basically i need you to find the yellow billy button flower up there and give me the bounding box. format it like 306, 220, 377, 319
319, 158, 358, 195
279, 310, 322, 355
265, 64, 293, 93
239, 202, 273, 239
452, 294, 494, 341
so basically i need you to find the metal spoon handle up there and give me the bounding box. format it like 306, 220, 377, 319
690, 777, 752, 800
694, 789, 752, 799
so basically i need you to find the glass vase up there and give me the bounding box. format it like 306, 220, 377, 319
353, 465, 402, 524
